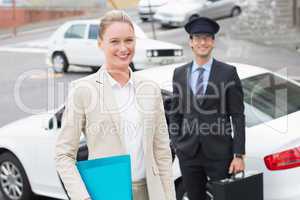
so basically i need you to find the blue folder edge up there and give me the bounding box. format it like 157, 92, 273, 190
76, 154, 133, 200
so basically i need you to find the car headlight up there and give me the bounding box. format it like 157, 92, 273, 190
146, 50, 153, 57
153, 50, 158, 57
147, 50, 159, 57
174, 49, 183, 56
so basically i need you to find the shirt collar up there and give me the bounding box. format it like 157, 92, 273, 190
103, 65, 134, 88
191, 57, 213, 73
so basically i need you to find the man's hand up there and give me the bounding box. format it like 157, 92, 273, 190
228, 157, 245, 174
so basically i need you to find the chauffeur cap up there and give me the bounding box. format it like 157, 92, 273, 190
184, 17, 220, 35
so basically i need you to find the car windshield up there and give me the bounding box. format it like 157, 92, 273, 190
242, 73, 300, 127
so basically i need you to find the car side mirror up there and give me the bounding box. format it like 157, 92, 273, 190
43, 115, 58, 130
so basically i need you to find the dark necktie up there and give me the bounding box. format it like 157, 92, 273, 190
195, 68, 205, 96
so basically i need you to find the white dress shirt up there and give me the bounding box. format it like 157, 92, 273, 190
104, 68, 146, 181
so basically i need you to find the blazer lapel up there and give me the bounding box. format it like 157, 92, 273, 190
96, 69, 126, 150
133, 76, 149, 154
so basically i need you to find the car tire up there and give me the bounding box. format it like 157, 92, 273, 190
52, 53, 69, 73
140, 17, 148, 22
90, 67, 100, 73
0, 152, 34, 200
231, 7, 241, 17
189, 15, 199, 22
129, 62, 136, 71
175, 178, 187, 200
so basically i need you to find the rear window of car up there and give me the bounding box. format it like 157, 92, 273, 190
64, 24, 86, 39
88, 24, 99, 40
242, 73, 300, 127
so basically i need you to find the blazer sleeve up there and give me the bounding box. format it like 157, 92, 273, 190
153, 89, 176, 200
55, 82, 90, 200
226, 67, 246, 155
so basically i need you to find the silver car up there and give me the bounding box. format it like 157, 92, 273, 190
154, 0, 242, 27
138, 0, 169, 21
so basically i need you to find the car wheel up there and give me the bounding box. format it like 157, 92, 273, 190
129, 62, 136, 72
189, 15, 199, 22
231, 7, 241, 17
175, 178, 188, 200
90, 67, 100, 73
52, 53, 69, 73
0, 152, 34, 200
140, 17, 148, 22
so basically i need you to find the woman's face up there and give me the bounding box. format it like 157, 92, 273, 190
98, 22, 135, 70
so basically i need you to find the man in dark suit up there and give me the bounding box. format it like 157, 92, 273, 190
169, 17, 245, 200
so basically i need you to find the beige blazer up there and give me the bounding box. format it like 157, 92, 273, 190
55, 68, 176, 200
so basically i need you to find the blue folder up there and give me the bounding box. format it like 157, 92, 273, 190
76, 155, 133, 200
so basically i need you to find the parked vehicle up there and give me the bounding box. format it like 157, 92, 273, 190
1, 62, 300, 200
46, 19, 184, 73
154, 0, 242, 27
138, 0, 169, 21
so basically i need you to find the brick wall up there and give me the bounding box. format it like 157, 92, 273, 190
0, 7, 84, 28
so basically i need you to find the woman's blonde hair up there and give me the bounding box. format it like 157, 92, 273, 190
98, 10, 134, 39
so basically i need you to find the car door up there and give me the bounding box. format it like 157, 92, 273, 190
62, 23, 88, 65
35, 112, 67, 198
82, 23, 105, 67
201, 0, 230, 19
214, 0, 235, 18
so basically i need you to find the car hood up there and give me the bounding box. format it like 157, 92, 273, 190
0, 113, 52, 137
136, 38, 182, 50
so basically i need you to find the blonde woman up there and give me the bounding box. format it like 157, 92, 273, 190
55, 10, 176, 200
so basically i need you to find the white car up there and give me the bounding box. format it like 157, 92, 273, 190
1, 63, 300, 200
46, 19, 185, 73
138, 0, 169, 21
154, 0, 242, 27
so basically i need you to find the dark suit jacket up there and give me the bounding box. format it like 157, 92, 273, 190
170, 59, 245, 160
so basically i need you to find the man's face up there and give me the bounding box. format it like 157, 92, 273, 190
189, 33, 215, 59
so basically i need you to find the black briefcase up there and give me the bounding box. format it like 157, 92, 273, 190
207, 172, 263, 200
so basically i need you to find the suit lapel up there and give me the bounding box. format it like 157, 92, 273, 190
96, 69, 126, 150
181, 60, 218, 108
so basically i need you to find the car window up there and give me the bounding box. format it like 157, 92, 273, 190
54, 106, 65, 129
64, 24, 86, 39
88, 24, 99, 40
242, 73, 300, 127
